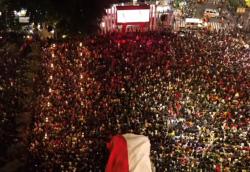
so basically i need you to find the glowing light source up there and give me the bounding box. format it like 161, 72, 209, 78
157, 5, 171, 13
101, 22, 105, 28
117, 9, 150, 23
19, 9, 27, 16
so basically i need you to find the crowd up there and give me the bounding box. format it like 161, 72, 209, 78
27, 29, 250, 172
0, 30, 249, 171
0, 32, 31, 169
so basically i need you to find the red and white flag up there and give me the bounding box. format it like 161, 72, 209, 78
106, 133, 152, 172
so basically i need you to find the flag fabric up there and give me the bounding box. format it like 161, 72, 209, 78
106, 133, 152, 172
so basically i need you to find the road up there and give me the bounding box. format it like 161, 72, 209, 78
172, 0, 240, 31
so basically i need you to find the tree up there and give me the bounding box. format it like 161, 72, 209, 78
0, 0, 23, 30
1, 0, 116, 35
245, 0, 250, 7
228, 0, 241, 9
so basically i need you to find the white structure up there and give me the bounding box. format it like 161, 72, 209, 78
100, 3, 174, 33
101, 4, 157, 33
185, 18, 203, 24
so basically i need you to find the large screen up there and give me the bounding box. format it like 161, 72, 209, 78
116, 6, 150, 24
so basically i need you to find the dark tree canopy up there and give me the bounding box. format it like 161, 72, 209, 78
0, 0, 116, 35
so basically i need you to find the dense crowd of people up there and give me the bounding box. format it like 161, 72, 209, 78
27, 30, 249, 171
0, 33, 32, 169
